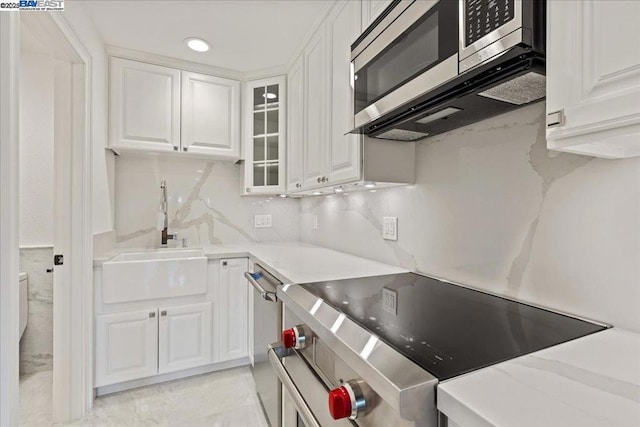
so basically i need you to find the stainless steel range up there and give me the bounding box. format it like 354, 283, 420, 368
269, 273, 607, 426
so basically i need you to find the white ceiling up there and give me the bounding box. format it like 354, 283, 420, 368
75, 0, 330, 72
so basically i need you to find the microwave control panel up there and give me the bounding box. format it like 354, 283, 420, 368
464, 0, 515, 46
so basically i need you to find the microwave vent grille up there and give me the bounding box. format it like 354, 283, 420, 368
374, 128, 429, 141
478, 71, 546, 105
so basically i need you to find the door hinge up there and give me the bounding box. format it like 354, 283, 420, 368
54, 254, 64, 266
546, 110, 565, 128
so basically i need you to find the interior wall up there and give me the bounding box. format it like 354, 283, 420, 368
300, 102, 640, 332
114, 154, 300, 248
19, 52, 54, 247
62, 2, 115, 235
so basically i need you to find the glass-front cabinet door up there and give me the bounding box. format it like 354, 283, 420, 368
243, 76, 286, 195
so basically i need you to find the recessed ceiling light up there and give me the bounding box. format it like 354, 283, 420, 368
334, 188, 344, 193
263, 93, 277, 100
364, 182, 376, 188
184, 37, 210, 52
313, 192, 322, 195
278, 194, 287, 198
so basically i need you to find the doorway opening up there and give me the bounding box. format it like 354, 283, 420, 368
16, 13, 92, 425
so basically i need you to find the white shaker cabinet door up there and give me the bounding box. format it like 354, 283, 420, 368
181, 71, 241, 160
303, 27, 329, 189
158, 301, 213, 374
287, 54, 305, 193
109, 58, 180, 152
95, 309, 159, 387
218, 258, 249, 362
327, 0, 362, 185
546, 0, 640, 158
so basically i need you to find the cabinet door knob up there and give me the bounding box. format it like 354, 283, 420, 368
317, 177, 322, 183
222, 261, 228, 266
149, 312, 156, 318
183, 147, 188, 152
322, 177, 328, 183
246, 187, 252, 193
160, 310, 167, 316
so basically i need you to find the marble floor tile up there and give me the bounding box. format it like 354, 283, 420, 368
20, 367, 268, 427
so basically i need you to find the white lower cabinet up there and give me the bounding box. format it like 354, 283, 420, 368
95, 258, 249, 390
95, 309, 159, 387
217, 258, 249, 362
95, 301, 213, 387
158, 302, 213, 374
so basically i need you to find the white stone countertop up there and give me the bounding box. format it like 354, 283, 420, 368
94, 241, 407, 284
437, 328, 640, 427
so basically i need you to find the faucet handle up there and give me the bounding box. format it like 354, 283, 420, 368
166, 233, 186, 248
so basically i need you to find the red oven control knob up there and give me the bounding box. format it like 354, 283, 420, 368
281, 326, 308, 349
328, 380, 365, 420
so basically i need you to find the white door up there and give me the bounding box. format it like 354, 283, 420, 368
181, 71, 240, 160
303, 27, 329, 189
158, 301, 213, 374
287, 55, 305, 193
218, 258, 249, 362
546, 0, 640, 158
361, 0, 393, 31
95, 309, 158, 387
327, 0, 362, 185
109, 58, 180, 152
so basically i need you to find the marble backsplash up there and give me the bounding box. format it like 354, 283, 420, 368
19, 247, 54, 375
114, 155, 300, 248
300, 103, 640, 332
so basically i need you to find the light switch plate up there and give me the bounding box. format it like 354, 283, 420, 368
382, 217, 398, 241
312, 214, 318, 230
254, 214, 272, 228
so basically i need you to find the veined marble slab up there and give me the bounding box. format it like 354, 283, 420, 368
437, 328, 640, 427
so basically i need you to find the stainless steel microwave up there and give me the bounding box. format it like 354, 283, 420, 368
351, 0, 546, 141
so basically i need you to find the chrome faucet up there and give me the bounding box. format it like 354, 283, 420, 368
157, 179, 179, 247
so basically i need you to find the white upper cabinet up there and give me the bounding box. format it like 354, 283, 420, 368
361, 0, 393, 31
327, 0, 362, 185
109, 58, 180, 152
181, 72, 240, 159
109, 57, 241, 160
158, 302, 213, 374
546, 0, 640, 158
303, 26, 329, 188
287, 55, 305, 193
243, 76, 287, 195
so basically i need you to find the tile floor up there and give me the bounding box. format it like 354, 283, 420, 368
20, 367, 269, 427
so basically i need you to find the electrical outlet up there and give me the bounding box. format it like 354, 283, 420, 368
254, 214, 272, 228
312, 214, 318, 230
382, 217, 398, 241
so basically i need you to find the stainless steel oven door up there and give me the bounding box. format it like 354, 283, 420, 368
268, 344, 353, 427
351, 0, 459, 130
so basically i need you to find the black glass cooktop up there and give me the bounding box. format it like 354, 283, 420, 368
300, 273, 606, 380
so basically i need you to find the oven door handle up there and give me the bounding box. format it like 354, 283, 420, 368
244, 271, 277, 302
268, 343, 321, 427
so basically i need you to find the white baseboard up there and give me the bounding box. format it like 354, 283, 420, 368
95, 357, 250, 397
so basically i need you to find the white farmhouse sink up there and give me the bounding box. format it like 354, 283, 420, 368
102, 249, 207, 304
